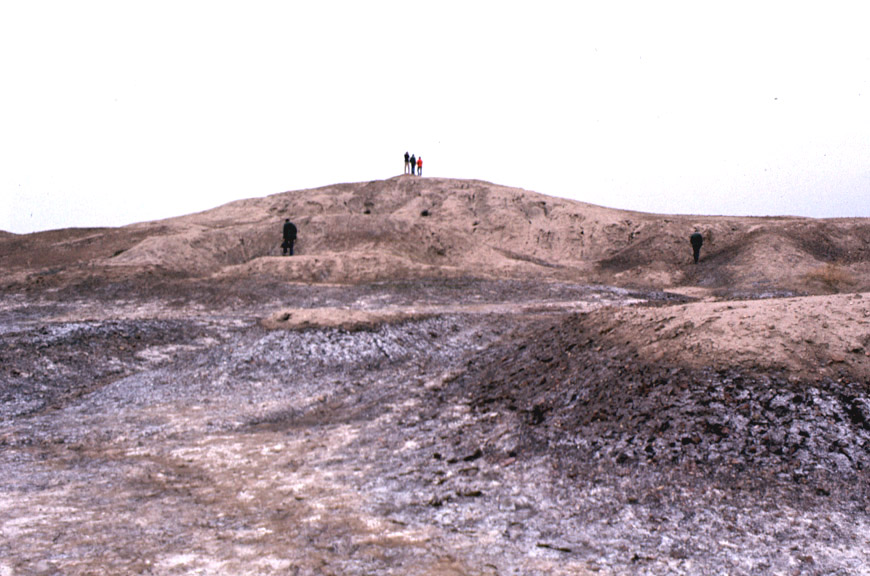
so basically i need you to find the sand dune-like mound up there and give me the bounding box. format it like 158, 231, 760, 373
587, 292, 870, 381
2, 176, 869, 295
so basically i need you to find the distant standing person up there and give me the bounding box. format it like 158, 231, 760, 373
410, 154, 416, 175
417, 156, 423, 176
282, 218, 297, 256
404, 151, 410, 174
690, 232, 703, 264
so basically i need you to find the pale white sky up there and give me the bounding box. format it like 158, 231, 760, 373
2, 1, 868, 234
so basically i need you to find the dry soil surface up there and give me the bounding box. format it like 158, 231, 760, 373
2, 178, 870, 575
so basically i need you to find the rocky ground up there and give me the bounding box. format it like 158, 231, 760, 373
2, 277, 869, 576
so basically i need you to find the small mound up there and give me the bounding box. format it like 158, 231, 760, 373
261, 307, 426, 331
221, 252, 455, 285
453, 304, 870, 486
588, 292, 870, 381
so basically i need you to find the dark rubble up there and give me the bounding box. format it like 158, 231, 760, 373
460, 313, 870, 486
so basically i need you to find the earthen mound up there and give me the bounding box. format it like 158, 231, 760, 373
2, 176, 869, 296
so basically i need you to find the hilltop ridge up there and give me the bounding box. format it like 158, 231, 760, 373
2, 176, 869, 295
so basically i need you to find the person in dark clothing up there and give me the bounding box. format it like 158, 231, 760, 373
410, 154, 416, 175
282, 218, 297, 256
404, 151, 410, 174
690, 232, 703, 264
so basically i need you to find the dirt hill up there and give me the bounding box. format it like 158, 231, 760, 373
3, 176, 869, 295
3, 177, 870, 574
3, 177, 869, 382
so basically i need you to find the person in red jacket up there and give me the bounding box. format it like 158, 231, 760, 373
417, 156, 423, 176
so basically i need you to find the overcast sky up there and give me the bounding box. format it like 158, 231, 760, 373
2, 1, 868, 234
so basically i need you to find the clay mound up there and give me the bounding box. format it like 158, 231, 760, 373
2, 176, 869, 295
588, 292, 870, 381
261, 307, 426, 331
220, 252, 450, 285
458, 290, 870, 481
457, 306, 870, 483
692, 222, 870, 295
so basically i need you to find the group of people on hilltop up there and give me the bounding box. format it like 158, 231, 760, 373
404, 151, 422, 176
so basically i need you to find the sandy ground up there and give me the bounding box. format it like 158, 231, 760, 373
592, 291, 870, 382
2, 177, 870, 574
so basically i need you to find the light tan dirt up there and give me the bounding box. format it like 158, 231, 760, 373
3, 176, 868, 294
591, 291, 870, 382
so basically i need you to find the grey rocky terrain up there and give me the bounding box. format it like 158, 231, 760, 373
2, 278, 869, 575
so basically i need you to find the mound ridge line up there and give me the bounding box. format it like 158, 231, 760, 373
2, 176, 868, 295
